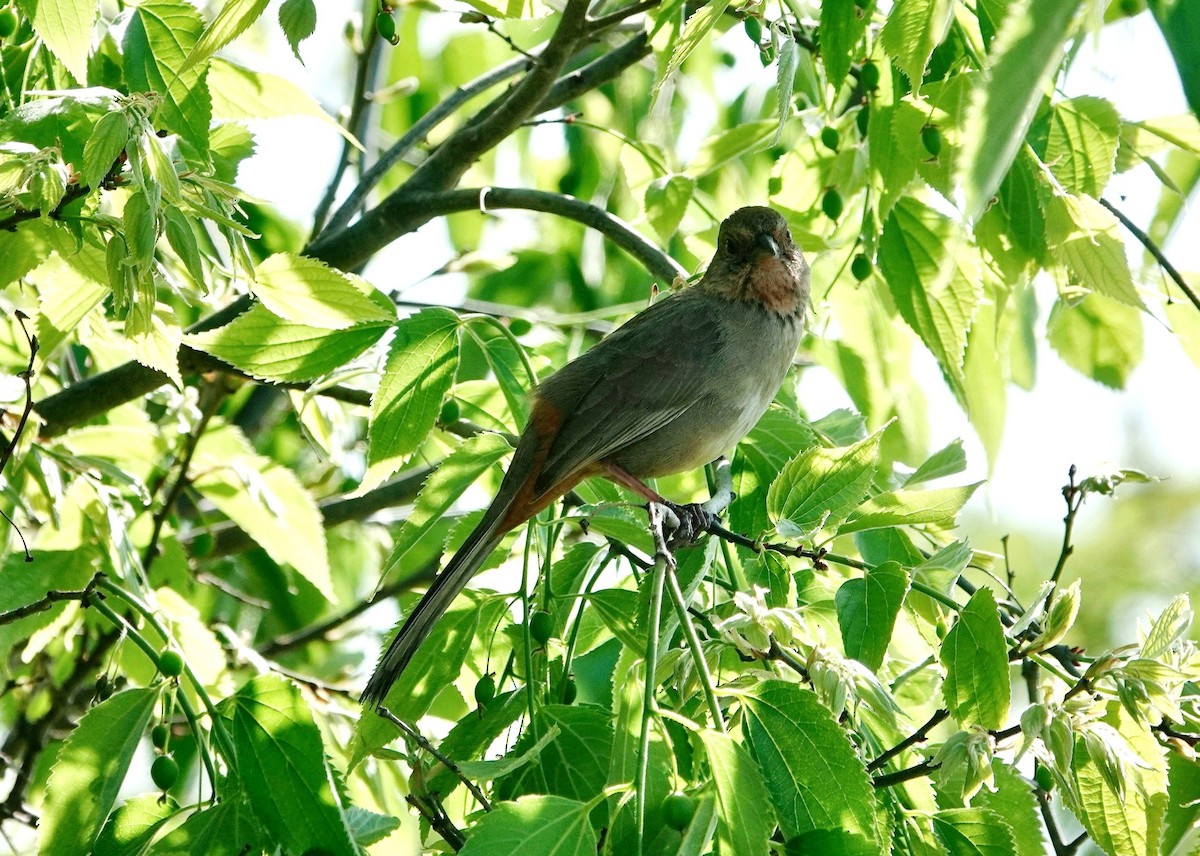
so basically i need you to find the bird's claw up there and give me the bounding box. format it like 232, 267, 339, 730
662, 501, 721, 549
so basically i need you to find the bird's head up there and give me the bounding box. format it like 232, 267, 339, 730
701, 206, 810, 319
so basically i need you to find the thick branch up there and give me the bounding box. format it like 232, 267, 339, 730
312, 187, 686, 282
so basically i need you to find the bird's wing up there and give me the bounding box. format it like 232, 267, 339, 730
533, 290, 726, 493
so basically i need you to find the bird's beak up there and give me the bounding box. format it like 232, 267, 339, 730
755, 232, 781, 258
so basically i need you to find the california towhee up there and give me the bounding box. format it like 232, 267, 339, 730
362, 206, 810, 707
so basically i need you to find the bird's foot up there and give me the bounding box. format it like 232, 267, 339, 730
661, 501, 722, 549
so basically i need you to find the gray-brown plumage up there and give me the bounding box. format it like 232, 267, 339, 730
362, 206, 809, 708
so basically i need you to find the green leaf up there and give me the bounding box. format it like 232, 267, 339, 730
278, 0, 317, 61
185, 303, 389, 383
466, 319, 530, 426
428, 691, 526, 796
773, 38, 799, 144
1162, 754, 1200, 855
744, 681, 883, 846
32, 248, 109, 357
124, 0, 211, 157
766, 430, 881, 538
644, 174, 694, 243
1148, 0, 1200, 118
207, 59, 361, 149
150, 794, 261, 855
353, 594, 511, 759
192, 422, 333, 600
931, 807, 1019, 855
81, 111, 129, 190
879, 198, 983, 402
94, 793, 179, 856
164, 207, 206, 287
344, 806, 400, 847
654, 0, 732, 102
974, 761, 1046, 856
1044, 96, 1120, 197
835, 562, 910, 671
123, 190, 157, 273
687, 120, 776, 178
941, 588, 1010, 730
1072, 730, 1164, 856
958, 0, 1082, 220
840, 482, 982, 533
458, 795, 599, 856
904, 438, 967, 486
20, 0, 97, 82
38, 688, 158, 855
1045, 192, 1144, 308
697, 728, 774, 856
1047, 295, 1143, 389
963, 294, 1007, 472
252, 253, 394, 329
379, 433, 512, 579
184, 0, 271, 73
126, 303, 183, 388
731, 407, 819, 535
879, 0, 953, 90
363, 308, 461, 491
222, 675, 356, 856
494, 705, 613, 803
821, 0, 873, 87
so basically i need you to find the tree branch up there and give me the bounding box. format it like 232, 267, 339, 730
313, 186, 687, 282
1099, 196, 1200, 315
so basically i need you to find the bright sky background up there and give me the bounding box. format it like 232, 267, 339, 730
237, 6, 1200, 540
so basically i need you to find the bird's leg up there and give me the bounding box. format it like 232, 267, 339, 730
600, 460, 729, 549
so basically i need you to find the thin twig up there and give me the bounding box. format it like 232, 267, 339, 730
586, 0, 659, 33
867, 709, 949, 772
0, 573, 103, 626
872, 759, 940, 789
377, 706, 492, 811
310, 23, 384, 237
0, 183, 90, 232
1050, 466, 1081, 586
323, 55, 531, 233
141, 380, 226, 568
1099, 196, 1200, 314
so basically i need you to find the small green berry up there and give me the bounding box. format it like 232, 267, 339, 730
662, 792, 696, 831
529, 610, 554, 645
860, 61, 880, 90
508, 318, 532, 336
856, 105, 870, 136
438, 399, 460, 425
375, 11, 398, 45
158, 650, 184, 678
922, 125, 943, 157
562, 677, 577, 704
0, 6, 19, 38
851, 254, 872, 281
820, 126, 840, 151
1035, 761, 1054, 792
151, 724, 169, 750
151, 755, 179, 790
743, 16, 763, 44
474, 673, 496, 707
821, 189, 844, 221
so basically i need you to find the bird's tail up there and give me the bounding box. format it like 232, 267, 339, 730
360, 428, 542, 709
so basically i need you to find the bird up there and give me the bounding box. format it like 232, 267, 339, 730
362, 206, 810, 708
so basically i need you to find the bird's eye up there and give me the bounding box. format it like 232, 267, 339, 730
722, 236, 739, 255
